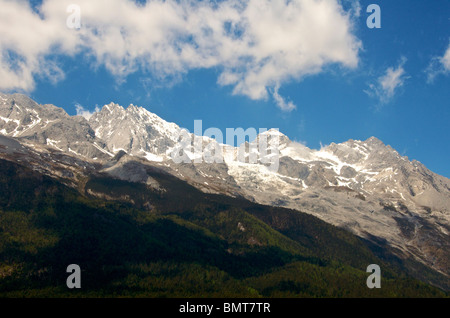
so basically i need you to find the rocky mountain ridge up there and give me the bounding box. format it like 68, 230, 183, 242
0, 92, 449, 288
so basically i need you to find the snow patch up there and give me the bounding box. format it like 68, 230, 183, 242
112, 146, 127, 153
68, 148, 82, 156
93, 143, 114, 157
0, 116, 20, 125
46, 139, 63, 151
314, 149, 356, 174
143, 151, 163, 162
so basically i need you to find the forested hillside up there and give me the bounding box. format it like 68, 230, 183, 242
0, 159, 446, 297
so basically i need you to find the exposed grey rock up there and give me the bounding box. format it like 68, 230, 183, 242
0, 93, 112, 159
89, 102, 181, 159
0, 92, 449, 285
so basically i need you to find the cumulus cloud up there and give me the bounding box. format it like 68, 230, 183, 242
0, 0, 75, 91
365, 58, 408, 106
0, 0, 362, 111
75, 104, 99, 120
426, 43, 450, 83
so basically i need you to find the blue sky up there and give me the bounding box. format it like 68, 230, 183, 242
1, 0, 449, 177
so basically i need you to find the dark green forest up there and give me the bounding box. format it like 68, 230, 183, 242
0, 159, 447, 297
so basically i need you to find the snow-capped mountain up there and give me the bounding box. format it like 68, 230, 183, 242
0, 92, 449, 288
224, 133, 450, 278
0, 93, 111, 159
89, 102, 182, 162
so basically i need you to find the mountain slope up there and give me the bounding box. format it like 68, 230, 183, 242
0, 93, 111, 159
89, 102, 181, 161
0, 92, 449, 291
0, 157, 446, 297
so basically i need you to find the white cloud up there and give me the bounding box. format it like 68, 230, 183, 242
426, 43, 450, 83
75, 104, 99, 120
0, 0, 78, 91
272, 85, 296, 112
340, 0, 362, 18
0, 0, 362, 111
365, 58, 408, 105
442, 46, 450, 70
380, 65, 406, 99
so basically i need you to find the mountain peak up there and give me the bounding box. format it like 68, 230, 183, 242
257, 129, 291, 148
102, 102, 125, 113
0, 92, 40, 109
126, 103, 139, 111
257, 128, 289, 139
364, 136, 384, 146
126, 103, 153, 117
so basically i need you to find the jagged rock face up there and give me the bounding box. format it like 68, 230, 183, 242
0, 92, 449, 283
0, 93, 111, 159
89, 103, 182, 161
226, 134, 450, 276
